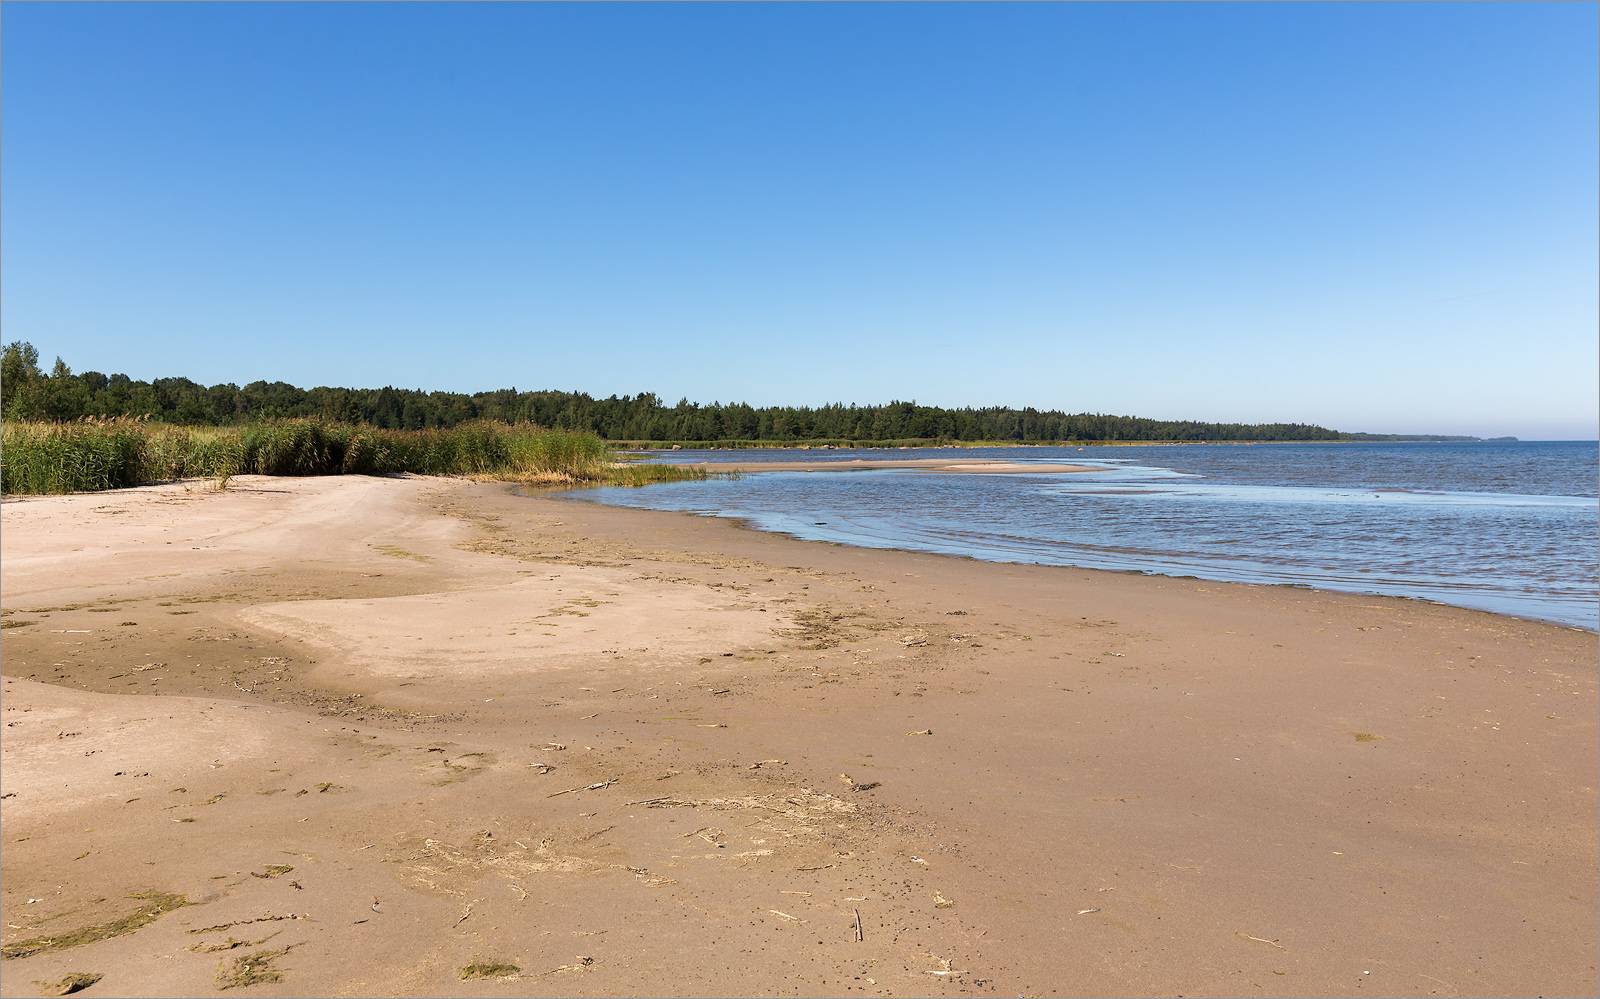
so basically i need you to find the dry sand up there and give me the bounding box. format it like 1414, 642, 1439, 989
1, 473, 1594, 998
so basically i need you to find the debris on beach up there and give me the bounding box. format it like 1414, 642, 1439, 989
1, 891, 188, 960
683, 826, 724, 847
31, 973, 102, 997
188, 930, 283, 954
216, 943, 296, 990
548, 778, 618, 797
459, 959, 521, 980
550, 956, 595, 974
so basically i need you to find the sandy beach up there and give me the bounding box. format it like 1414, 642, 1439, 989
1, 473, 1594, 998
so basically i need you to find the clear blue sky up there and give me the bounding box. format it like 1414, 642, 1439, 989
3, 3, 1595, 438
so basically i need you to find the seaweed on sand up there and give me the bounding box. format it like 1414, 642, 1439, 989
216, 944, 295, 990
31, 972, 103, 996
0, 892, 187, 961
459, 959, 521, 980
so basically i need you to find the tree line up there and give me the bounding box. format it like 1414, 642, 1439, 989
1, 341, 1347, 443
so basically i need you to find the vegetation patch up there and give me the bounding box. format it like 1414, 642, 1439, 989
216, 945, 294, 990
459, 960, 521, 980
606, 462, 727, 487
0, 417, 624, 495
0, 891, 186, 960
31, 972, 102, 996
0, 409, 734, 496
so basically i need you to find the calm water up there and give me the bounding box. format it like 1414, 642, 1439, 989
572, 442, 1600, 630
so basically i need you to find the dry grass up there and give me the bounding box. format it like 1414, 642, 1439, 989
215, 945, 294, 990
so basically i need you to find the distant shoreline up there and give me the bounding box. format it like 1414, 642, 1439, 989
4, 343, 1516, 444
617, 436, 1520, 450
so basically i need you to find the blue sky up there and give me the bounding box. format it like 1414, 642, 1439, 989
3, 3, 1595, 438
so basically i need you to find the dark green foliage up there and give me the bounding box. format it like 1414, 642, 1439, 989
1, 341, 1351, 443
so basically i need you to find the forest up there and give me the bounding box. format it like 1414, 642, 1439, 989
2, 341, 1364, 443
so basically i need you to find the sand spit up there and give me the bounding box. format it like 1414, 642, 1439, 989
2, 474, 1595, 997
674, 457, 1099, 474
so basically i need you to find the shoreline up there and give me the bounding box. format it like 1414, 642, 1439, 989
2, 474, 1595, 997
561, 488, 1600, 635
576, 466, 1600, 635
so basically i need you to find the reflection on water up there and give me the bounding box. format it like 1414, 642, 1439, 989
570, 441, 1599, 630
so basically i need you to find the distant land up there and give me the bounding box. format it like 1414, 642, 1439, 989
1340, 432, 1518, 443
0, 343, 1512, 445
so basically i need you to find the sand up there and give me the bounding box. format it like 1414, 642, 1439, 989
674, 458, 1100, 474
1, 473, 1594, 998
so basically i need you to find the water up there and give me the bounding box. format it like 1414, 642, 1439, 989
571, 442, 1600, 630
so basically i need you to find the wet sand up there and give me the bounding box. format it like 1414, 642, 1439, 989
1, 474, 1594, 998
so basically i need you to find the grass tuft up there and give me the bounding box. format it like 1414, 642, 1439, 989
605, 462, 740, 487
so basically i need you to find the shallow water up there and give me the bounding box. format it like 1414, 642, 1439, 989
571, 441, 1600, 630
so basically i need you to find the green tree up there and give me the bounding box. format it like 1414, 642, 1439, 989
1, 342, 42, 419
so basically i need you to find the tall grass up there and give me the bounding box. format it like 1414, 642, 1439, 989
0, 419, 683, 495
604, 462, 731, 488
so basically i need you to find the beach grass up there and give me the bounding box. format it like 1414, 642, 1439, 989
0, 419, 703, 495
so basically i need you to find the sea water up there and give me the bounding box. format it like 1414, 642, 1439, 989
571, 441, 1599, 630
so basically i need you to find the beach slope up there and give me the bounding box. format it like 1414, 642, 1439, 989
2, 475, 1594, 997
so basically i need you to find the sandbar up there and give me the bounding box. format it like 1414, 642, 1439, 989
672, 457, 1099, 474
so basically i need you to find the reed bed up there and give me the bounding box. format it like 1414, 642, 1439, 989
1, 419, 708, 495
